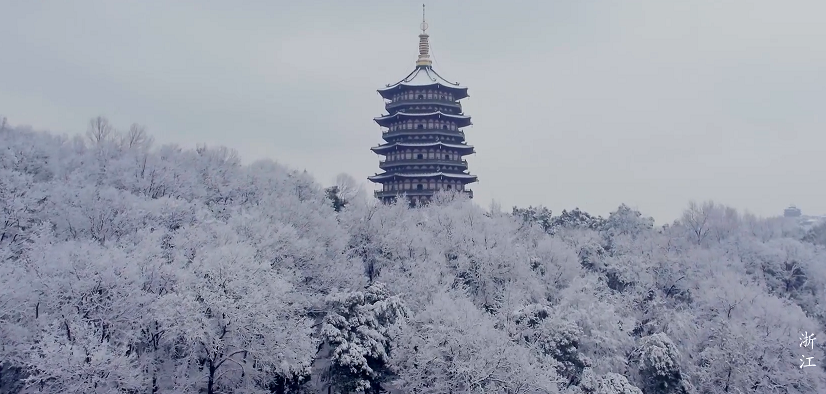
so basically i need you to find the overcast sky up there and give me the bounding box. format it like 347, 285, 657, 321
2, 0, 824, 223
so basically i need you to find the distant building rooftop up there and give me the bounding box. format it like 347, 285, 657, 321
784, 205, 802, 217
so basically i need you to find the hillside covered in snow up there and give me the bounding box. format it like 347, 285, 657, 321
1, 119, 826, 394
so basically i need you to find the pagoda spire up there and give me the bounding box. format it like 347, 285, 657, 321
416, 4, 432, 67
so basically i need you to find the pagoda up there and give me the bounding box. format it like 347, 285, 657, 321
368, 6, 478, 206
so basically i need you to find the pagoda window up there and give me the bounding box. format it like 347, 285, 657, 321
417, 94, 424, 100
446, 184, 452, 190
416, 154, 423, 160
445, 154, 450, 160
417, 124, 424, 129
416, 184, 423, 191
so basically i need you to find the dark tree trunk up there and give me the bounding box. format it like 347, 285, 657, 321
207, 362, 217, 394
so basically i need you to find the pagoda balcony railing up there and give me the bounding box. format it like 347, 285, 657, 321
378, 159, 467, 169
374, 189, 473, 199
385, 98, 462, 112
382, 128, 465, 139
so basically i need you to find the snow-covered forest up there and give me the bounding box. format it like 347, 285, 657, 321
1, 118, 826, 394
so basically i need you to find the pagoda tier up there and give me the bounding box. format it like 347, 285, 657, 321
368, 10, 478, 206
369, 172, 476, 203
380, 127, 465, 143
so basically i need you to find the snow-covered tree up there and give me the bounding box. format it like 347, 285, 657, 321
2, 119, 826, 393
319, 282, 409, 394
578, 369, 643, 394
628, 333, 690, 394
392, 292, 559, 394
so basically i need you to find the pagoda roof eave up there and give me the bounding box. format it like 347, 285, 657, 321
371, 141, 475, 153
367, 172, 478, 182
373, 111, 472, 127
377, 84, 468, 95
377, 66, 469, 99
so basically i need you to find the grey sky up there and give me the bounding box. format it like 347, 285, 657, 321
2, 0, 824, 223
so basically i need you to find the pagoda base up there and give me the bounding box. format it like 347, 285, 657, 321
374, 189, 473, 205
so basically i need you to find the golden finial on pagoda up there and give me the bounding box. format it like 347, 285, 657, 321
416, 4, 432, 67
